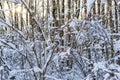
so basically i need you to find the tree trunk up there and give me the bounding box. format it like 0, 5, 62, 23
114, 0, 119, 33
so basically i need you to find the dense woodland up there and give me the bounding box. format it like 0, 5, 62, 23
0, 0, 120, 80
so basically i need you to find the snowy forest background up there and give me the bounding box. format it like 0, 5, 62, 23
0, 0, 120, 80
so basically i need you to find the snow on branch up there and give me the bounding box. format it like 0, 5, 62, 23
21, 0, 49, 46
8, 66, 43, 79
0, 56, 11, 71
8, 66, 61, 80
0, 66, 4, 71
33, 66, 43, 73
0, 19, 26, 39
6, 0, 21, 3
44, 75, 62, 80
0, 39, 26, 57
87, 0, 96, 17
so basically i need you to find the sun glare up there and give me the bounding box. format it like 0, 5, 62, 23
4, 1, 26, 14
14, 4, 22, 13
3, 1, 27, 21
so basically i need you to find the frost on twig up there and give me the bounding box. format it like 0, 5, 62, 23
0, 66, 4, 71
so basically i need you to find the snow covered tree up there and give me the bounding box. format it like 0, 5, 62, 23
0, 0, 120, 80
